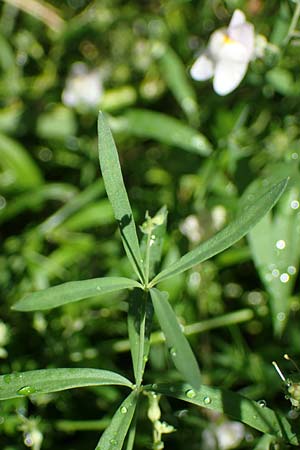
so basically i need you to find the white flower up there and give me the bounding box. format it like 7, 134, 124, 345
190, 10, 255, 95
62, 62, 103, 109
180, 215, 202, 243
202, 420, 245, 450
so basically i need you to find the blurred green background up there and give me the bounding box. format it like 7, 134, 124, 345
1, 0, 300, 448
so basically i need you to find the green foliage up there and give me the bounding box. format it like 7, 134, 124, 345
1, 1, 300, 449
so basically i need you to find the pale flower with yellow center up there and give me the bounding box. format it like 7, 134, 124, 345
190, 10, 255, 95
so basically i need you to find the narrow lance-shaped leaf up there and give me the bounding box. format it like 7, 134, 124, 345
0, 368, 133, 400
150, 178, 288, 286
13, 277, 142, 311
145, 383, 300, 446
248, 182, 300, 336
118, 109, 212, 156
95, 390, 138, 450
98, 112, 145, 283
128, 289, 153, 385
155, 43, 200, 124
150, 288, 201, 390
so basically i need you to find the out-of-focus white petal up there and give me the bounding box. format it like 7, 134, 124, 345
190, 53, 214, 81
228, 9, 246, 28
213, 59, 248, 95
228, 23, 255, 59
219, 39, 249, 63
208, 29, 227, 59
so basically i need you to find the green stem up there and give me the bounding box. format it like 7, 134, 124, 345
284, 1, 300, 45
136, 294, 147, 386
113, 309, 254, 352
144, 231, 152, 285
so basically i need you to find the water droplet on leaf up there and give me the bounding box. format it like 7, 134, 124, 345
276, 240, 286, 250
3, 374, 12, 384
288, 266, 296, 275
185, 389, 196, 399
291, 200, 299, 210
17, 386, 36, 396
169, 347, 177, 357
280, 273, 289, 283
120, 406, 127, 414
203, 396, 211, 405
257, 399, 266, 408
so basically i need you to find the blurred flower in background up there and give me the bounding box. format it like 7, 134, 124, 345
190, 9, 255, 95
202, 420, 245, 449
62, 62, 103, 110
0, 320, 10, 358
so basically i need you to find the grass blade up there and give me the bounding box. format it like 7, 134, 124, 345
13, 277, 142, 311
98, 112, 145, 283
150, 288, 201, 389
95, 390, 138, 450
145, 383, 300, 446
0, 368, 133, 400
151, 178, 288, 286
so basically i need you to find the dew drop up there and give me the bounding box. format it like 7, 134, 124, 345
291, 200, 299, 210
288, 409, 300, 420
120, 406, 128, 414
257, 399, 266, 408
276, 239, 286, 250
291, 152, 299, 160
271, 269, 279, 278
277, 312, 286, 322
288, 266, 297, 275
253, 415, 258, 420
143, 355, 148, 363
203, 396, 211, 405
280, 273, 289, 283
109, 439, 118, 446
169, 347, 177, 357
152, 383, 158, 390
24, 432, 33, 447
17, 386, 36, 396
185, 389, 196, 399
96, 286, 102, 291
3, 374, 12, 384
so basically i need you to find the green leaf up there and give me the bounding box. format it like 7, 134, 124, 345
61, 200, 114, 231
0, 133, 43, 189
248, 182, 300, 335
253, 434, 275, 450
151, 178, 288, 286
145, 383, 300, 446
116, 109, 212, 156
154, 43, 200, 124
150, 288, 201, 390
128, 290, 153, 385
0, 368, 133, 400
0, 183, 78, 225
98, 112, 145, 283
95, 390, 138, 450
13, 277, 142, 311
39, 181, 105, 234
